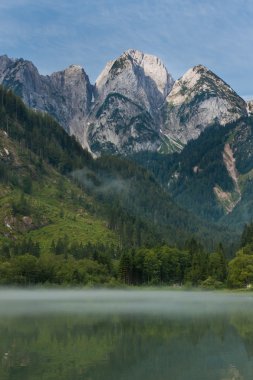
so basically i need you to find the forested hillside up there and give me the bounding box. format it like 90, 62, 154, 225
132, 123, 235, 221
0, 86, 243, 286
132, 117, 253, 230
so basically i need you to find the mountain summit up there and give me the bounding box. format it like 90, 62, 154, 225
161, 65, 247, 149
87, 49, 174, 155
0, 55, 92, 145
95, 49, 174, 112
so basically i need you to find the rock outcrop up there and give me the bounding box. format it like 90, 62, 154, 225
247, 100, 253, 115
0, 55, 92, 145
162, 65, 247, 150
87, 49, 174, 155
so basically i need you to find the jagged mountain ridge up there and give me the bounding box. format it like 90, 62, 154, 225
0, 51, 248, 156
0, 55, 93, 146
161, 65, 247, 152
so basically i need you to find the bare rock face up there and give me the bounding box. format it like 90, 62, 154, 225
95, 49, 174, 114
87, 93, 160, 155
49, 65, 92, 146
0, 55, 92, 145
247, 100, 253, 115
87, 49, 174, 155
161, 65, 247, 150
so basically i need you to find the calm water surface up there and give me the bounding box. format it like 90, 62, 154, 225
0, 290, 253, 380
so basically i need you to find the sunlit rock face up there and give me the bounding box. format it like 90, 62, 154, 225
87, 49, 174, 155
161, 65, 247, 146
87, 93, 161, 155
0, 55, 93, 145
94, 49, 174, 115
247, 100, 253, 115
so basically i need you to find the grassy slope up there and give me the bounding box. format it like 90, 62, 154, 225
0, 130, 118, 253
28, 181, 117, 253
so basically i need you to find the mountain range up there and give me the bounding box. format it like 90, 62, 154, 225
1, 49, 253, 250
0, 50, 249, 156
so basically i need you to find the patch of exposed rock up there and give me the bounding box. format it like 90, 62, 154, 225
0, 55, 92, 145
162, 65, 247, 147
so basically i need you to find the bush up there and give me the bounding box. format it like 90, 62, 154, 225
201, 276, 224, 289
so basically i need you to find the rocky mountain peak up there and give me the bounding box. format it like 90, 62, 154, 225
0, 55, 93, 144
60, 64, 87, 78
95, 49, 174, 112
67, 64, 83, 70
50, 64, 90, 91
167, 64, 242, 107
0, 55, 14, 76
126, 49, 174, 97
161, 64, 247, 150
87, 49, 174, 156
0, 56, 43, 104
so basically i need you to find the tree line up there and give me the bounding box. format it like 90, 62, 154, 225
0, 236, 227, 287
1, 222, 253, 287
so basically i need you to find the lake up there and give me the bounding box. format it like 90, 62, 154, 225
0, 290, 253, 380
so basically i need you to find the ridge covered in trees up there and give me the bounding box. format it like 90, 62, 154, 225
131, 117, 253, 230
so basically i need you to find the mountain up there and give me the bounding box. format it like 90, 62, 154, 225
0, 51, 175, 156
160, 65, 247, 153
0, 85, 235, 252
87, 49, 174, 155
95, 49, 173, 114
0, 53, 248, 158
0, 55, 92, 146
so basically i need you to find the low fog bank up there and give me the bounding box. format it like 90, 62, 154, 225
0, 289, 253, 316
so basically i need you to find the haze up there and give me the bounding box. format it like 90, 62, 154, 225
1, 289, 253, 316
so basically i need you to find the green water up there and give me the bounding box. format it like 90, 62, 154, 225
1, 290, 253, 380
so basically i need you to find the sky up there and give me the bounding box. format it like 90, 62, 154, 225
0, 0, 253, 98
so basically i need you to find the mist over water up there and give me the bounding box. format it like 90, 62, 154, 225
0, 289, 253, 316
1, 290, 253, 380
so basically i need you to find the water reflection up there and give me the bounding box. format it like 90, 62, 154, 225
0, 290, 253, 380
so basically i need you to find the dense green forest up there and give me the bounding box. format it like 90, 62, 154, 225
0, 225, 252, 288
131, 122, 236, 221
0, 86, 252, 288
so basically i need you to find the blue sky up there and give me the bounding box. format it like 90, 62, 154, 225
0, 0, 253, 97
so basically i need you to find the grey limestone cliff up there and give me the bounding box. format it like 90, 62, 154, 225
86, 49, 174, 155
0, 55, 92, 145
161, 65, 247, 152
